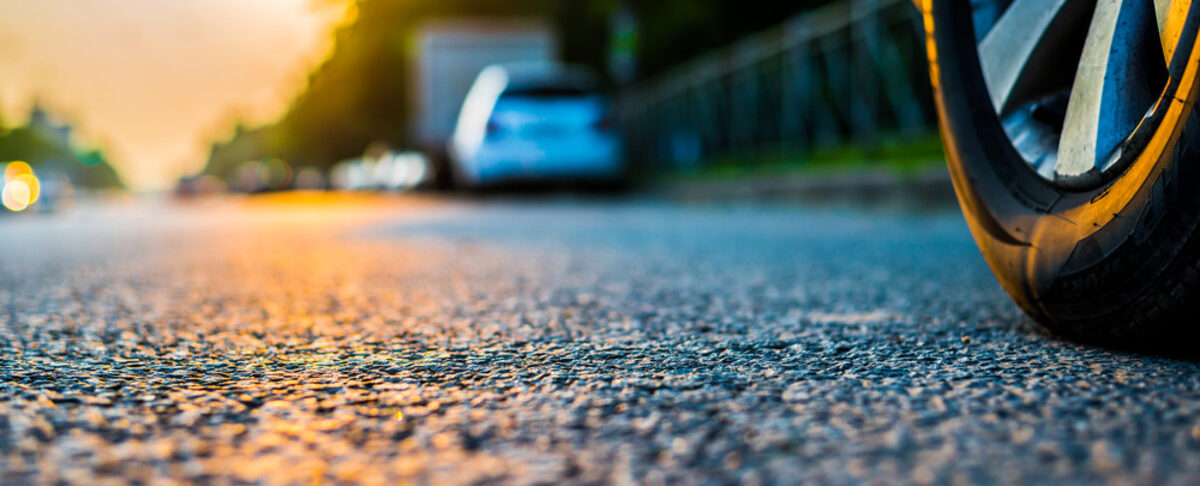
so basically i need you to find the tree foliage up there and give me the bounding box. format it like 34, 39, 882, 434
0, 124, 124, 190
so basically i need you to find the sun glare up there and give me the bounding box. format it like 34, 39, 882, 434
0, 1, 352, 190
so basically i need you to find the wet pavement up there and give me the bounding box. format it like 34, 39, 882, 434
2, 194, 1200, 485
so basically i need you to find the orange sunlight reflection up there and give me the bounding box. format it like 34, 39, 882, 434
0, 0, 353, 191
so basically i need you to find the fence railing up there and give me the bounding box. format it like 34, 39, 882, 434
617, 0, 934, 169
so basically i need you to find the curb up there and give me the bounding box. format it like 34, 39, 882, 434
654, 165, 957, 207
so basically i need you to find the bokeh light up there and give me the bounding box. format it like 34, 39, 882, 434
2, 161, 40, 212
4, 161, 33, 182
2, 179, 32, 211
14, 174, 40, 204
260, 159, 293, 190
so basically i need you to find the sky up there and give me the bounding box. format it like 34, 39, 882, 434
0, 0, 350, 190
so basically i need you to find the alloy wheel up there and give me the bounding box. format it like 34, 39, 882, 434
973, 0, 1193, 189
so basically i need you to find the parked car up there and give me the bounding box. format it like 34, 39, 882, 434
448, 62, 624, 188
412, 19, 557, 188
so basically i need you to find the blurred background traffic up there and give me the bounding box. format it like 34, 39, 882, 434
0, 0, 939, 212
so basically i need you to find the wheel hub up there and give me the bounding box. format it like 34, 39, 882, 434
973, 0, 1194, 189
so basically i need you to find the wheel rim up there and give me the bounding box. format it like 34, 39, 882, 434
973, 0, 1194, 189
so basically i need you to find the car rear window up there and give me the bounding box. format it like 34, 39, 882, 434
501, 86, 592, 100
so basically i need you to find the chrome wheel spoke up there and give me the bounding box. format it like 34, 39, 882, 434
1057, 0, 1163, 178
1156, 0, 1191, 65
978, 0, 1093, 113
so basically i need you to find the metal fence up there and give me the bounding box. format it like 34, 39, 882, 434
617, 0, 934, 169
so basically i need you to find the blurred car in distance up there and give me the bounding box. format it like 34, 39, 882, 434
448, 62, 624, 189
413, 20, 557, 168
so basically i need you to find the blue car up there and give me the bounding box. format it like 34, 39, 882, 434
449, 63, 624, 188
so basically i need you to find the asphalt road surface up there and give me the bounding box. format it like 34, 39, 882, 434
3, 194, 1200, 485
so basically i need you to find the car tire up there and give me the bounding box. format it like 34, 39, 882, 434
920, 0, 1200, 347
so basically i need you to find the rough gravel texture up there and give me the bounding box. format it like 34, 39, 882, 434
2, 195, 1200, 485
